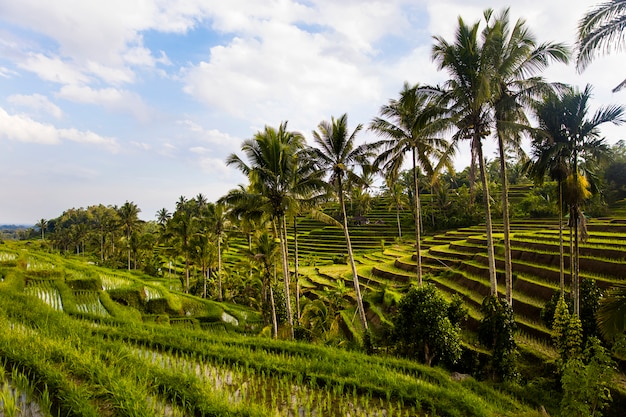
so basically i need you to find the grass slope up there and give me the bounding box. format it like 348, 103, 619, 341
0, 241, 548, 416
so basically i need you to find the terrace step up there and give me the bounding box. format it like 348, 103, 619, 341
430, 273, 551, 342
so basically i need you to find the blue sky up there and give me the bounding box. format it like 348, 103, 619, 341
0, 0, 623, 224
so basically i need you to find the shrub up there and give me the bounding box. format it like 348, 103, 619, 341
561, 337, 615, 417
392, 284, 463, 366
478, 296, 518, 382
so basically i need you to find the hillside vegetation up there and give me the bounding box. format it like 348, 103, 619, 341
0, 240, 555, 417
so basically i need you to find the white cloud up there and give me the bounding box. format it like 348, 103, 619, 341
131, 141, 152, 150
0, 0, 207, 70
197, 155, 232, 177
124, 45, 171, 67
19, 53, 91, 85
183, 21, 380, 127
0, 66, 17, 78
178, 119, 242, 147
0, 107, 119, 151
57, 84, 153, 122
85, 61, 135, 85
7, 93, 63, 119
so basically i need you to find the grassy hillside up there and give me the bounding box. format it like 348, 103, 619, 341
0, 241, 554, 417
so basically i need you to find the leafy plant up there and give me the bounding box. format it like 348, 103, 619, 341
478, 296, 518, 381
391, 284, 463, 366
561, 337, 615, 417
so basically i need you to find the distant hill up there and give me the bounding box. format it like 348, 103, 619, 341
0, 224, 32, 230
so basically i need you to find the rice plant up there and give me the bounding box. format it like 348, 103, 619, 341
143, 286, 163, 300
100, 274, 133, 290
25, 281, 64, 311
74, 291, 109, 317
0, 252, 17, 262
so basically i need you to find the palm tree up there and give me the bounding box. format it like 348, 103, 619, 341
382, 171, 408, 239
118, 201, 141, 271
430, 15, 499, 296
168, 202, 196, 293
484, 8, 570, 305
596, 285, 626, 341
35, 218, 47, 240
285, 153, 327, 320
370, 83, 451, 286
191, 231, 216, 299
530, 85, 623, 314
528, 90, 575, 297
577, 0, 626, 92
156, 208, 171, 228
561, 85, 622, 314
309, 113, 371, 331
248, 230, 281, 338
204, 202, 229, 302
226, 121, 307, 339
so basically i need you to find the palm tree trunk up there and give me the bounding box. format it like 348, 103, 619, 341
218, 236, 223, 302
279, 217, 294, 339
185, 251, 190, 294
396, 204, 402, 239
569, 216, 574, 296
269, 285, 278, 339
559, 183, 565, 296
497, 138, 513, 306
573, 206, 580, 316
469, 145, 478, 205
477, 138, 498, 296
294, 217, 301, 321
203, 265, 207, 298
338, 178, 368, 331
412, 148, 423, 286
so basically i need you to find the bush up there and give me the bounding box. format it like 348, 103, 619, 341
478, 296, 518, 381
561, 337, 615, 417
392, 284, 463, 366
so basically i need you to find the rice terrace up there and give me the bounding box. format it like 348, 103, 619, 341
2, 2, 626, 417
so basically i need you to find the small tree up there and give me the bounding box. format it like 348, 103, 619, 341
478, 296, 518, 381
561, 337, 615, 417
542, 279, 603, 344
392, 284, 463, 366
552, 296, 583, 368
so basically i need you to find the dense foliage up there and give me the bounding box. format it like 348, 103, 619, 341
392, 284, 464, 366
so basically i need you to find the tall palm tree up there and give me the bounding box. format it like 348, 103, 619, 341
35, 218, 47, 240
430, 15, 500, 296
204, 202, 229, 302
285, 153, 327, 320
577, 0, 626, 92
118, 201, 141, 271
168, 202, 196, 293
484, 8, 570, 305
530, 85, 623, 314
369, 83, 451, 286
155, 208, 171, 229
309, 113, 371, 331
382, 171, 408, 240
226, 121, 307, 339
248, 230, 281, 338
528, 90, 574, 297
191, 231, 216, 299
560, 85, 622, 314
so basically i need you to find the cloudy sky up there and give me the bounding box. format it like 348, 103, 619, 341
0, 0, 623, 224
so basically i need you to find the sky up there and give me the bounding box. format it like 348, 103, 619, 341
0, 0, 624, 225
